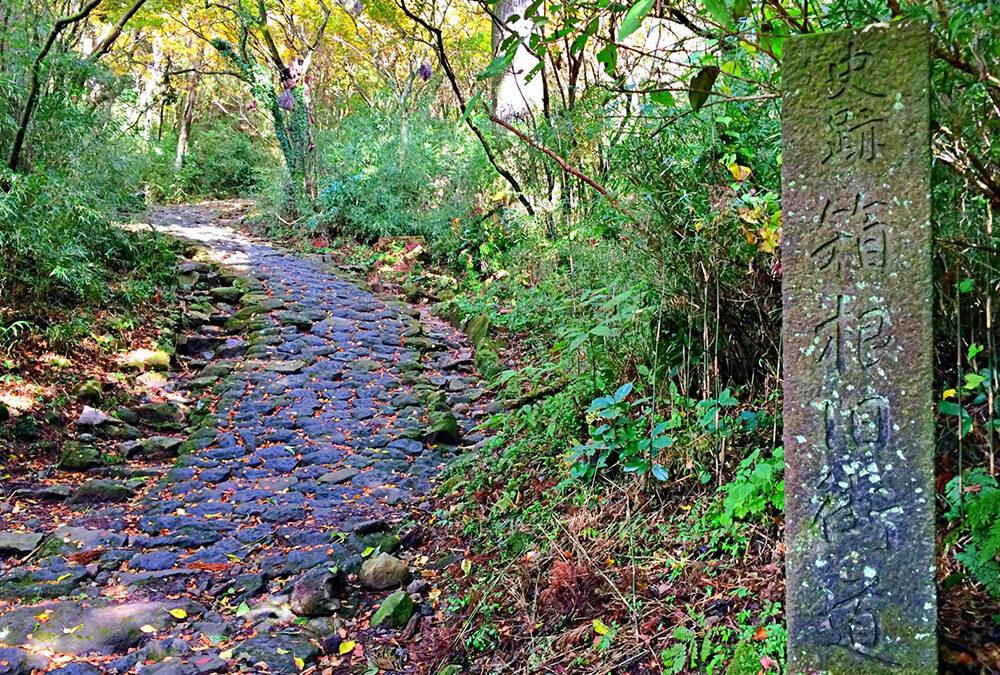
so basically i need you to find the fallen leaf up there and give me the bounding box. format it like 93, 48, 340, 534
167, 608, 188, 620
35, 612, 49, 623
62, 624, 83, 634
727, 163, 751, 181
593, 618, 611, 636
294, 656, 305, 669
139, 624, 157, 634
339, 640, 355, 655
752, 626, 768, 641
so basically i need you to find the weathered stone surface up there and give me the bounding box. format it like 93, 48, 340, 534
359, 553, 411, 590
0, 601, 178, 655
0, 532, 45, 556
77, 406, 116, 427
121, 348, 171, 371
57, 443, 107, 471
370, 590, 414, 628
0, 647, 47, 674
781, 23, 935, 672
137, 402, 186, 424
73, 379, 103, 402
290, 567, 344, 617
68, 479, 135, 504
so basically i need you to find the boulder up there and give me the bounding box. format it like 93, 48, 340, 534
370, 590, 414, 629
0, 601, 179, 655
425, 411, 460, 443
359, 553, 411, 590
209, 286, 243, 302
0, 647, 47, 674
178, 270, 200, 290
136, 402, 186, 425
58, 443, 106, 472
68, 479, 134, 505
121, 348, 171, 371
0, 532, 45, 556
73, 379, 103, 402
290, 568, 344, 617
463, 313, 492, 348
77, 406, 116, 427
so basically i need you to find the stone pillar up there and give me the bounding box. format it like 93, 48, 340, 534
781, 22, 937, 673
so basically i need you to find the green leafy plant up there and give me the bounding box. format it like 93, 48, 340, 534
715, 447, 784, 529
944, 469, 1000, 597
570, 382, 673, 482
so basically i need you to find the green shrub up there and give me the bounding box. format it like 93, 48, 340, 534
944, 469, 1000, 597
0, 63, 176, 334
144, 123, 269, 202
306, 105, 487, 242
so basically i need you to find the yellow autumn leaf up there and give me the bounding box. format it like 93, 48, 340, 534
727, 163, 751, 181
943, 388, 957, 400
461, 559, 472, 576
294, 656, 305, 670
276, 648, 289, 654
55, 573, 72, 583
139, 624, 157, 633
167, 608, 187, 620
339, 640, 356, 655
63, 624, 83, 634
593, 618, 611, 635
35, 612, 49, 623
219, 649, 234, 660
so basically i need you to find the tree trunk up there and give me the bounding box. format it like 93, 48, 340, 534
491, 0, 543, 121
175, 67, 200, 170
139, 37, 163, 142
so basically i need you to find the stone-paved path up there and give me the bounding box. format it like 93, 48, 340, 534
0, 203, 485, 674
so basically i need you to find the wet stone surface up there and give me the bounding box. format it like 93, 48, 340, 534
0, 203, 488, 673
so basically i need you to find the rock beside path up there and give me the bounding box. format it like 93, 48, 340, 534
360, 553, 412, 590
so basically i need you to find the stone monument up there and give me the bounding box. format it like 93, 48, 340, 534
781, 22, 937, 673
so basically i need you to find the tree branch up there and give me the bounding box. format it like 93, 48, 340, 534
397, 0, 535, 216
7, 0, 104, 174
88, 0, 148, 61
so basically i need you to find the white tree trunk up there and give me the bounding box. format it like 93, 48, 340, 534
139, 36, 163, 142
174, 68, 199, 170
492, 0, 543, 121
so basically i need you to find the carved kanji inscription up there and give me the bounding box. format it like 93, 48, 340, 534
781, 23, 936, 674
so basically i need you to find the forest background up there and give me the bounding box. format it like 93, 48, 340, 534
1, 0, 999, 671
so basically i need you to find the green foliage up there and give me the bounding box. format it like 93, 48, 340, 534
659, 602, 785, 674
0, 93, 175, 324
944, 469, 1000, 598
571, 382, 673, 481
145, 123, 269, 202
715, 447, 784, 529
305, 105, 488, 242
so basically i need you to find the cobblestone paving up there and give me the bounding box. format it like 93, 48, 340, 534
0, 203, 485, 674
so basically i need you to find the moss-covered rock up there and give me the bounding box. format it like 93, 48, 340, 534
57, 443, 106, 472
370, 590, 414, 628
121, 348, 171, 371
72, 379, 101, 403
463, 313, 492, 348
67, 479, 134, 504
